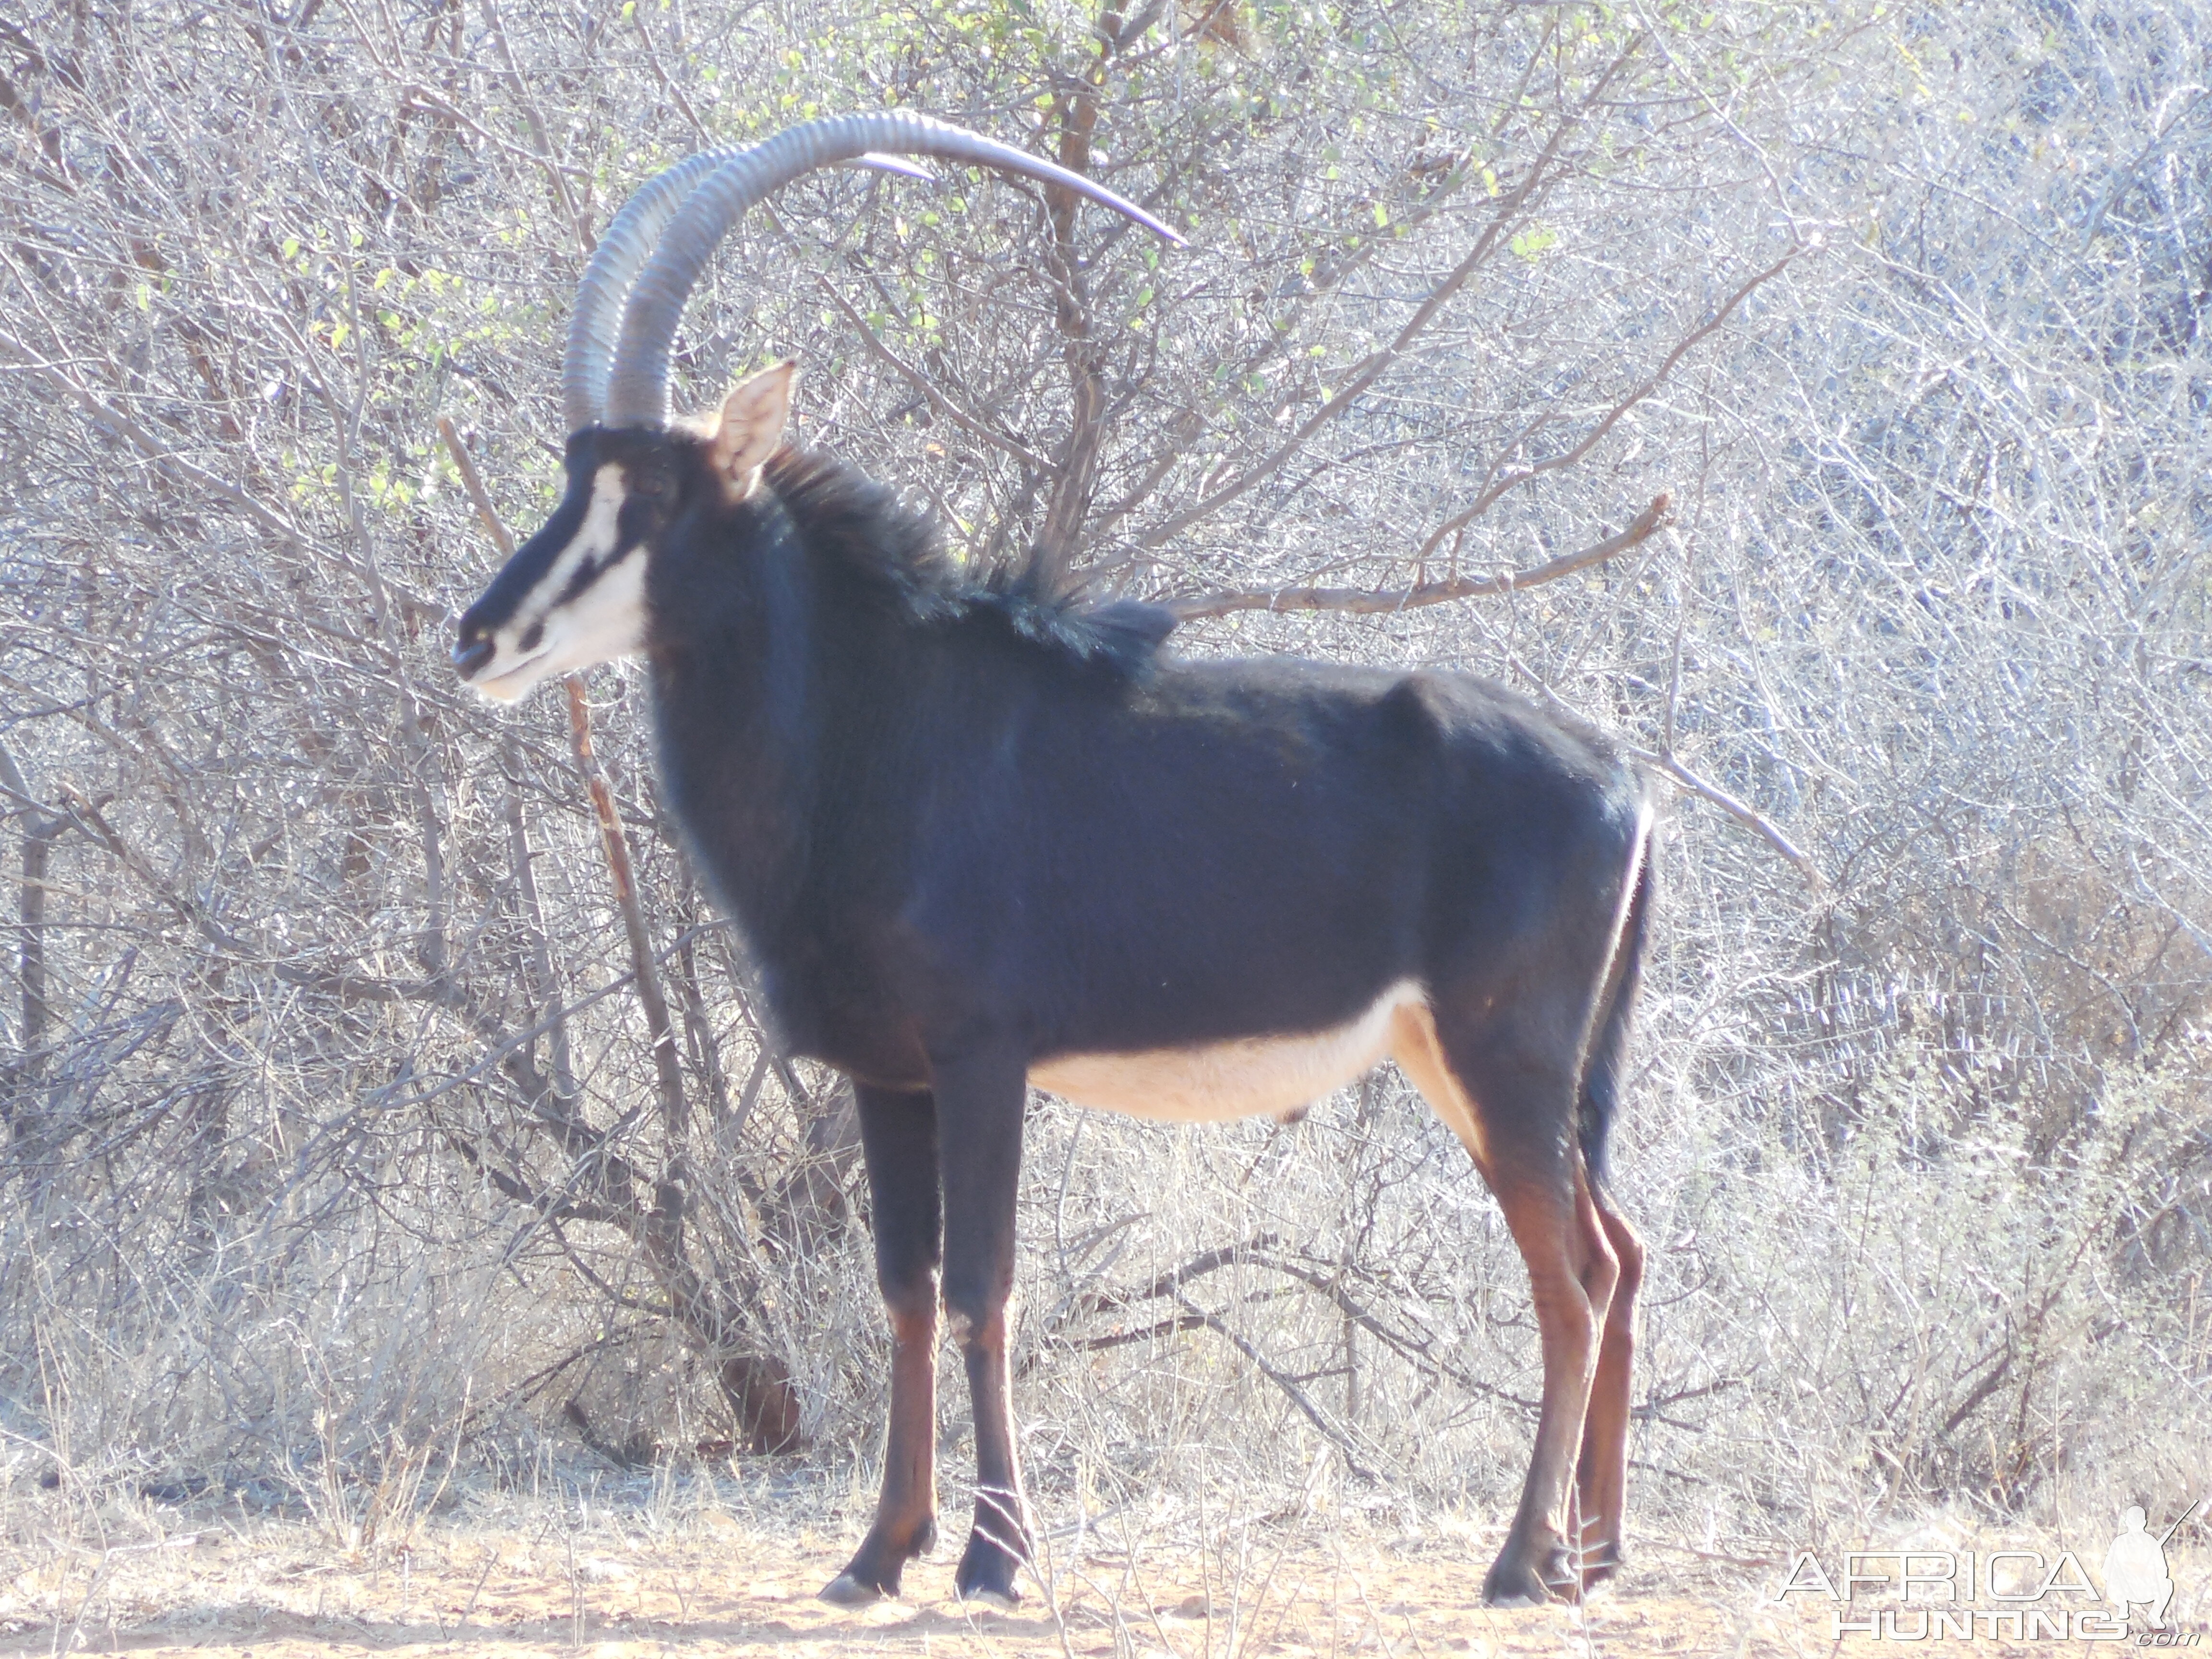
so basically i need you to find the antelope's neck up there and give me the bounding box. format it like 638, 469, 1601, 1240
646, 535, 820, 945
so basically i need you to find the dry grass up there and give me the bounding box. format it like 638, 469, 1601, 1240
12, 1467, 2197, 1658
4, 1049, 2205, 1648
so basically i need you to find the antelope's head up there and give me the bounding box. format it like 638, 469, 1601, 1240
453, 112, 1181, 704
451, 364, 794, 702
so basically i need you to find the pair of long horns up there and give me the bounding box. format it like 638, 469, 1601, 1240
562, 110, 1184, 434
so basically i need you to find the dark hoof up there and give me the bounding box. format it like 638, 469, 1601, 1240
822, 1515, 937, 1606
1481, 1549, 1574, 1608
954, 1532, 1025, 1608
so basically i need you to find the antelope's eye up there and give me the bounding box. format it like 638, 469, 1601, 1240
634, 463, 677, 505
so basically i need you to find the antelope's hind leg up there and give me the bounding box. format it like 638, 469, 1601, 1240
822, 1083, 944, 1605
1391, 1004, 1621, 1606
1573, 1186, 1642, 1587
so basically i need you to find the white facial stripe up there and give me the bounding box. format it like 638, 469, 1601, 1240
468, 465, 644, 703
507, 464, 627, 646
533, 544, 647, 678
471, 547, 648, 702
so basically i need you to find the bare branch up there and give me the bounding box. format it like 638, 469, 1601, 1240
1050, 1232, 1279, 1328
0, 326, 306, 547
1168, 493, 1671, 619
1413, 246, 1805, 563
817, 278, 1048, 472
1032, 60, 1115, 589
564, 679, 689, 1137
1624, 744, 1826, 895
438, 416, 518, 557
1168, 1287, 1380, 1482
1133, 47, 1637, 553
478, 0, 594, 256
0, 326, 445, 623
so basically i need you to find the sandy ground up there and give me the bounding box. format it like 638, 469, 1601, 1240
1, 1492, 2200, 1657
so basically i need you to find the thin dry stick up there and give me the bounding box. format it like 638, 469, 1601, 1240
480, 0, 594, 256
563, 678, 689, 1134
439, 414, 696, 1285
433, 433, 801, 1432
1169, 492, 1671, 620
437, 416, 517, 559
1167, 1287, 1379, 1482
1623, 744, 1826, 896
440, 416, 576, 1089
0, 326, 444, 623
1412, 246, 1804, 565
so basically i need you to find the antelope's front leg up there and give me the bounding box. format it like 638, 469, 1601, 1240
932, 1046, 1034, 1607
821, 1083, 943, 1604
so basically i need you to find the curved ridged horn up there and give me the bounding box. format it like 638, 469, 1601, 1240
562, 150, 939, 433
605, 110, 1183, 430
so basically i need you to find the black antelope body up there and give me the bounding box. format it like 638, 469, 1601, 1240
454, 112, 1655, 1609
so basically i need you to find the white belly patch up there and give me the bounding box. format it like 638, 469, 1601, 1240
1029, 981, 1426, 1123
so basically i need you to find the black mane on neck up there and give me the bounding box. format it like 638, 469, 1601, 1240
761, 447, 1174, 677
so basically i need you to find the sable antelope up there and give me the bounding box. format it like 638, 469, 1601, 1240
454, 112, 1654, 1609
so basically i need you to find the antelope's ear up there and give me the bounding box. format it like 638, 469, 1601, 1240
705, 360, 797, 499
